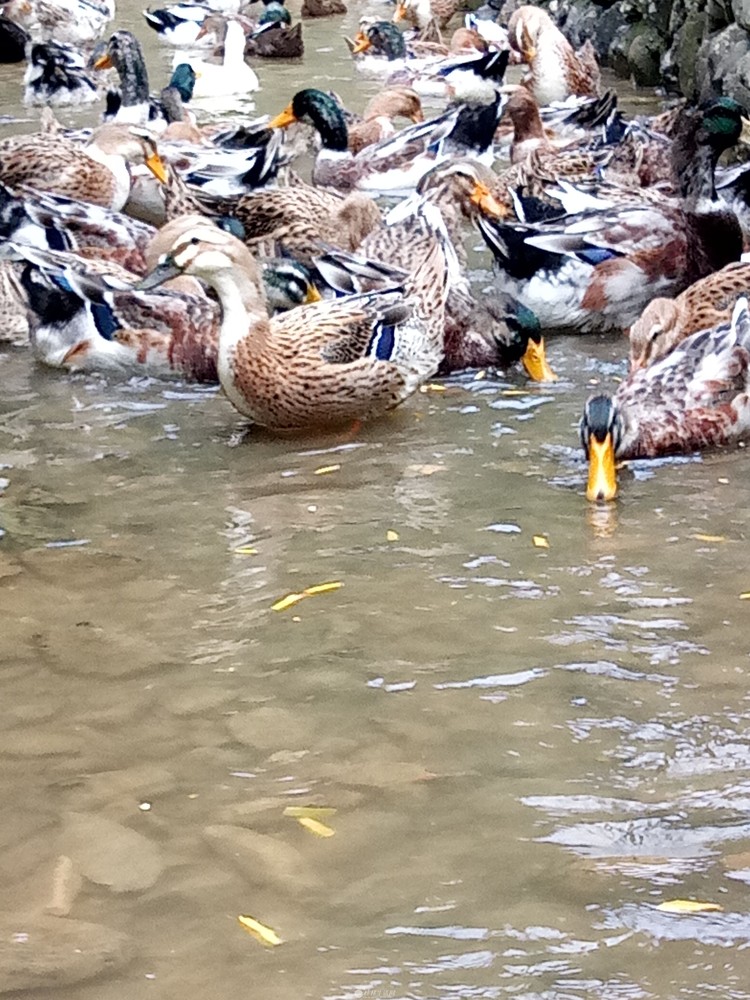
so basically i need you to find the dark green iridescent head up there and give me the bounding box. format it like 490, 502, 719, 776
169, 63, 196, 102
698, 97, 747, 154
259, 2, 292, 25
291, 88, 348, 151
365, 21, 407, 60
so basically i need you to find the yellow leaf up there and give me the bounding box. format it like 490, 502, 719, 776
238, 914, 282, 946
283, 805, 337, 819
656, 899, 723, 914
314, 464, 340, 475
297, 816, 335, 838
691, 534, 726, 543
271, 592, 306, 612
740, 592, 750, 601
234, 545, 258, 555
419, 383, 447, 393
303, 581, 343, 596
501, 389, 528, 396
532, 535, 550, 549
386, 530, 399, 542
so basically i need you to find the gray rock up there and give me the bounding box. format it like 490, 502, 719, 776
733, 0, 750, 31
59, 812, 163, 893
203, 824, 318, 891
0, 916, 132, 994
628, 23, 665, 85
695, 22, 750, 100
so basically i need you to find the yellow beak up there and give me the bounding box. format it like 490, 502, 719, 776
93, 52, 113, 70
304, 284, 322, 304
351, 32, 372, 54
410, 109, 425, 123
393, 2, 407, 21
145, 152, 168, 184
521, 336, 558, 383
268, 104, 298, 129
470, 181, 508, 218
586, 433, 617, 502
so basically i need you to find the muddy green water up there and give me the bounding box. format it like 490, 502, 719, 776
2, 4, 750, 999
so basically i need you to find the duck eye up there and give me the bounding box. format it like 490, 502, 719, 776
190, 237, 199, 245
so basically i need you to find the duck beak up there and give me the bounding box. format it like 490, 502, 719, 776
304, 284, 322, 304
351, 31, 372, 54
410, 108, 424, 123
268, 103, 298, 129
135, 257, 184, 290
521, 336, 558, 382
586, 433, 617, 502
741, 116, 750, 146
93, 51, 113, 70
393, 1, 407, 20
145, 152, 168, 184
470, 181, 507, 218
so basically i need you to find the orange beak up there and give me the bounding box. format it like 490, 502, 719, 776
93, 51, 113, 70
410, 108, 424, 123
268, 103, 298, 129
470, 181, 508, 218
351, 31, 372, 54
521, 337, 558, 383
145, 152, 168, 184
393, 1, 407, 21
586, 433, 618, 502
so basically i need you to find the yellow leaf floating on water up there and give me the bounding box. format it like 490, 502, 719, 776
272, 581, 343, 612
314, 464, 340, 475
238, 914, 282, 946
740, 593, 750, 601
532, 535, 550, 549
234, 545, 258, 556
656, 899, 723, 914
386, 530, 399, 542
419, 383, 447, 393
271, 592, 306, 612
283, 805, 337, 820
297, 816, 336, 838
691, 534, 726, 543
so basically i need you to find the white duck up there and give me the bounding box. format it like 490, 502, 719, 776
178, 19, 259, 98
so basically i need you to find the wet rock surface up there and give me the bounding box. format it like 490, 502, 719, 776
500, 0, 750, 103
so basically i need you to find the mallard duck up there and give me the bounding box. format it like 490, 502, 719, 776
23, 41, 99, 107
4, 0, 114, 45
229, 185, 382, 264
300, 0, 346, 16
581, 297, 750, 501
187, 18, 259, 98
268, 85, 506, 192
0, 124, 168, 212
143, 4, 217, 47
507, 6, 599, 106
93, 30, 153, 125
136, 211, 450, 429
245, 20, 303, 58
477, 99, 747, 334
628, 262, 750, 370
0, 15, 29, 62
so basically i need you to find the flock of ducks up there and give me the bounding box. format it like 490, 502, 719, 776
1, 0, 750, 501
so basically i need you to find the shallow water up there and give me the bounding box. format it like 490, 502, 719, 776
2, 4, 750, 999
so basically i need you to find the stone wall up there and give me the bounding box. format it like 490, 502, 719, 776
495, 0, 750, 102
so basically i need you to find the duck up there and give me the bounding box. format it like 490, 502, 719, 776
476, 98, 748, 334
93, 30, 154, 125
136, 211, 451, 430
23, 41, 99, 107
507, 6, 599, 106
580, 296, 750, 502
300, 0, 346, 16
4, 0, 114, 45
268, 83, 507, 193
245, 20, 303, 58
185, 18, 260, 98
143, 4, 217, 47
628, 262, 750, 370
394, 0, 461, 39
230, 185, 382, 265
0, 124, 168, 212
346, 87, 424, 154
0, 15, 29, 62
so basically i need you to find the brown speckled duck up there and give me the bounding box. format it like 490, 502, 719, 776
508, 6, 599, 106
581, 297, 750, 501
137, 212, 451, 430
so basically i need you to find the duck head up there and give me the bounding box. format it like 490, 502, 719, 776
352, 21, 406, 59
417, 160, 509, 219
93, 30, 150, 104
580, 395, 622, 502
268, 88, 348, 152
168, 63, 197, 102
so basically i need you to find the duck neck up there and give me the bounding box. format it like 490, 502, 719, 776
117, 44, 150, 107
207, 265, 267, 350
223, 21, 246, 64
673, 130, 721, 212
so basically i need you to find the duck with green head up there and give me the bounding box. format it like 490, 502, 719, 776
477, 97, 749, 334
